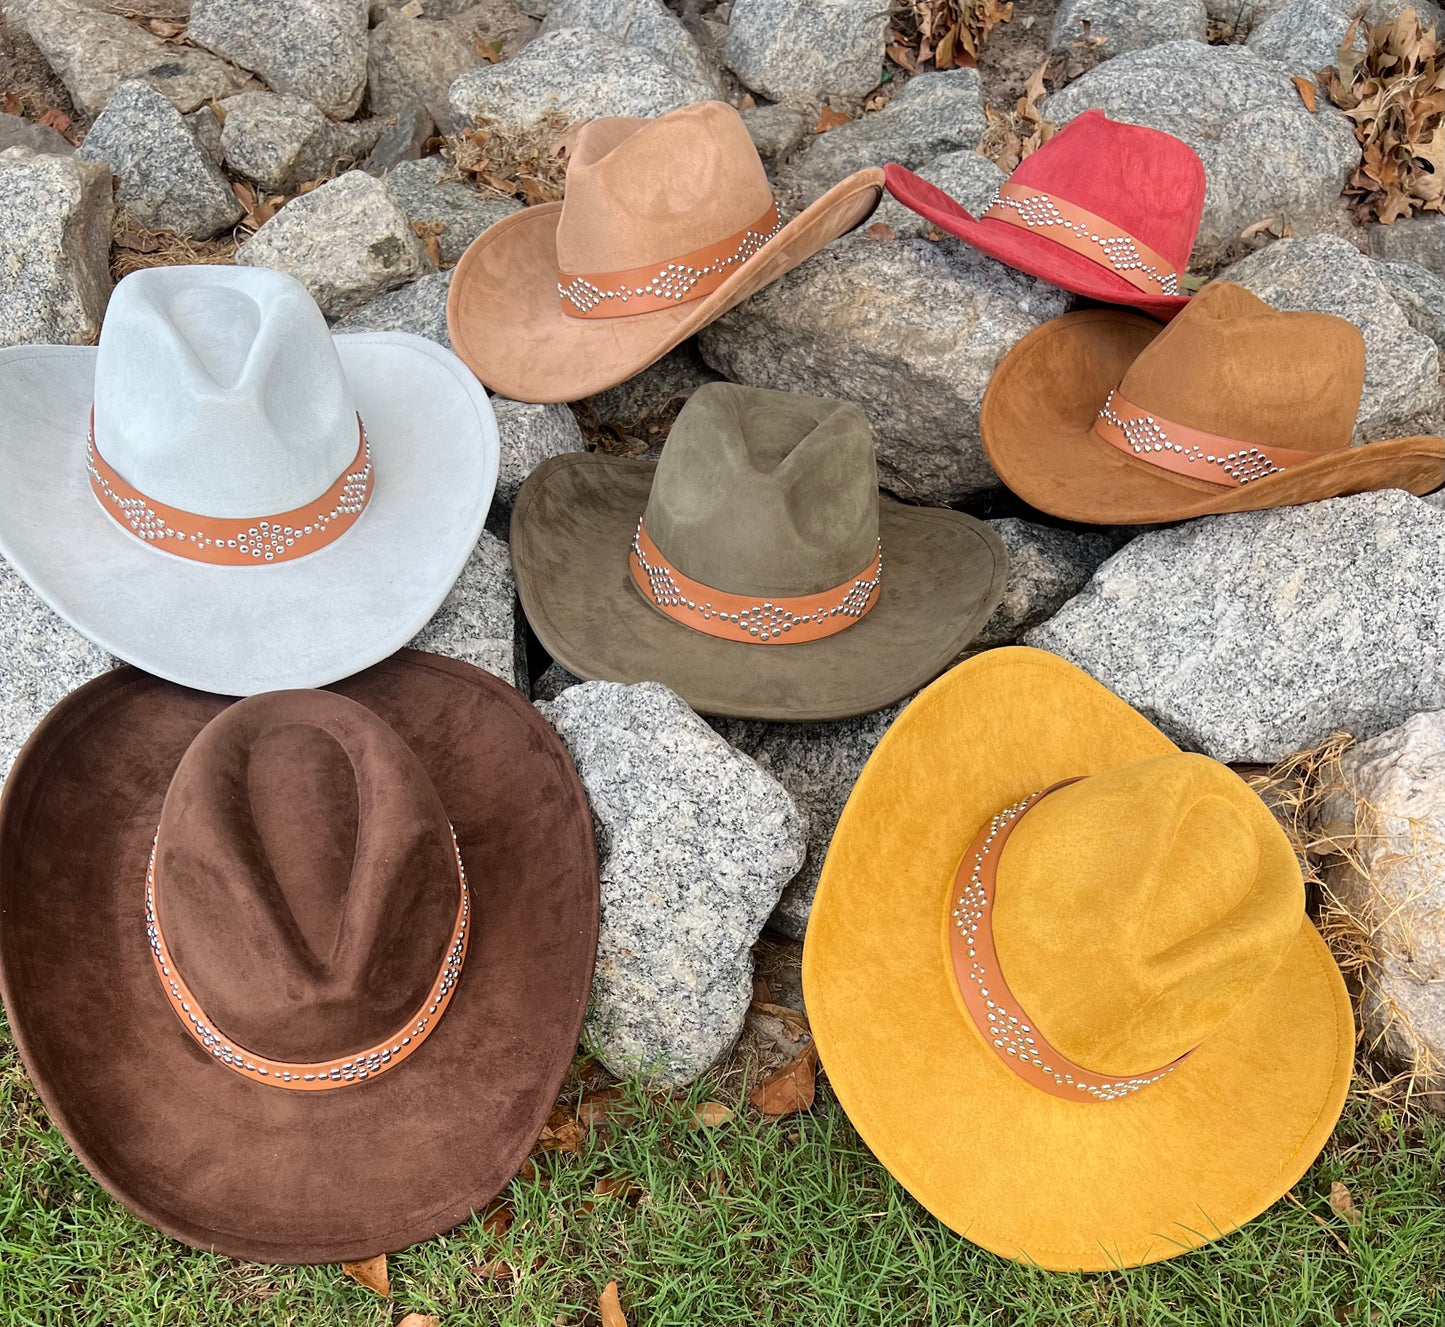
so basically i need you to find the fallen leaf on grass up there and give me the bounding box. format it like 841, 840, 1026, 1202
599, 1281, 628, 1327
397, 1316, 440, 1327
472, 1259, 513, 1281
481, 1202, 514, 1237
815, 106, 852, 133
1291, 75, 1318, 111
750, 1043, 818, 1116
1329, 1180, 1362, 1225
689, 1101, 734, 1128
342, 1254, 390, 1296
593, 1174, 642, 1202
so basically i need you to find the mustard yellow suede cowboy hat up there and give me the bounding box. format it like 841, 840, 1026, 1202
803, 648, 1353, 1270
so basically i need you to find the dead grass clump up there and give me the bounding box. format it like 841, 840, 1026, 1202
109, 211, 238, 284
890, 0, 1014, 71
442, 112, 573, 206
977, 60, 1055, 171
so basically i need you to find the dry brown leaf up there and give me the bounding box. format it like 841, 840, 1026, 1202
751, 999, 812, 1038
472, 1260, 513, 1281
599, 1281, 628, 1327
1329, 1180, 1362, 1225
1291, 75, 1318, 111
411, 220, 444, 266
690, 1101, 734, 1128
342, 1254, 390, 1297
915, 0, 1013, 70
862, 221, 895, 241
518, 175, 561, 206
978, 61, 1054, 170
114, 224, 164, 253
481, 1202, 514, 1237
474, 35, 504, 63
2, 92, 21, 115
397, 1316, 441, 1327
750, 1042, 818, 1116
593, 1175, 642, 1203
886, 42, 917, 73
36, 107, 71, 136
145, 17, 186, 39
815, 106, 852, 133
737, 93, 756, 110
1240, 215, 1283, 239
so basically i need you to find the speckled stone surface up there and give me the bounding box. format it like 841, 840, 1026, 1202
977, 518, 1117, 648
1371, 257, 1445, 358
406, 529, 524, 689
538, 681, 806, 1085
867, 146, 1006, 241
0, 561, 113, 784
332, 269, 454, 347
542, 0, 721, 94
714, 704, 903, 940
383, 156, 521, 266
1245, 0, 1353, 76
530, 660, 584, 701
724, 0, 888, 102
585, 341, 721, 440
489, 396, 586, 534
367, 11, 477, 134
1025, 491, 1445, 762
219, 92, 385, 194
1051, 0, 1206, 61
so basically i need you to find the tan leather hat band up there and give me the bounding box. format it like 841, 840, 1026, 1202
948, 781, 1194, 1103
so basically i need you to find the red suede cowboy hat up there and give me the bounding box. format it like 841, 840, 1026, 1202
885, 109, 1204, 319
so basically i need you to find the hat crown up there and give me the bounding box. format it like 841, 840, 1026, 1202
1010, 108, 1204, 273
152, 690, 462, 1063
1118, 281, 1365, 454
93, 266, 360, 519
555, 102, 774, 276
992, 753, 1303, 1077
644, 382, 880, 596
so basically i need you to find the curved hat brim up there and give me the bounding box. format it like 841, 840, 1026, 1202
803, 647, 1353, 1271
885, 165, 1192, 320
0, 334, 499, 696
509, 454, 1008, 721
980, 308, 1445, 525
0, 651, 599, 1264
446, 171, 885, 404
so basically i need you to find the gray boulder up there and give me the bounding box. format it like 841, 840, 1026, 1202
406, 528, 525, 689
77, 80, 243, 240
542, 0, 721, 94
585, 341, 721, 441
0, 111, 72, 156
186, 106, 225, 163
867, 147, 1006, 240
0, 147, 112, 348
1372, 212, 1445, 281
363, 105, 437, 175
783, 68, 987, 203
1371, 258, 1445, 358
1025, 491, 1445, 762
332, 268, 455, 346
724, 0, 888, 103
236, 170, 434, 317
368, 12, 477, 134
448, 25, 714, 136
1045, 41, 1360, 272
189, 0, 370, 119
740, 102, 810, 165
383, 156, 520, 265
1221, 235, 1443, 442
219, 92, 385, 193
10, 0, 252, 115
538, 681, 806, 1086
977, 518, 1117, 648
1319, 710, 1445, 1103
489, 396, 586, 532
1051, 0, 1207, 62
1245, 0, 1354, 77
698, 237, 1070, 503
714, 706, 901, 940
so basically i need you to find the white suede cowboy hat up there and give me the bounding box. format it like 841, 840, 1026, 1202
0, 265, 498, 695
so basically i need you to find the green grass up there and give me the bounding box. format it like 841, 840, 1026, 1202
2, 1017, 1442, 1327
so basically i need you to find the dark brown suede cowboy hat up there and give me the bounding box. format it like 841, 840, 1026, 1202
510, 383, 1008, 720
981, 280, 1444, 524
0, 650, 598, 1264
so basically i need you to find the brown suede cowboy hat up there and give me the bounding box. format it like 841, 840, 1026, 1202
510, 383, 1008, 720
981, 280, 1445, 524
0, 651, 599, 1264
446, 102, 884, 403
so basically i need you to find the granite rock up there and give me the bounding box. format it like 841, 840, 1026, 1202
976, 518, 1117, 648
219, 92, 385, 193
584, 341, 721, 441
1319, 711, 1445, 1101
530, 660, 583, 701
1045, 41, 1360, 272
363, 105, 437, 174
0, 110, 72, 155
332, 268, 454, 346
439, 0, 541, 60
77, 80, 242, 240
236, 170, 433, 316
11, 0, 252, 115
185, 106, 224, 163
724, 0, 888, 103
448, 25, 714, 135
1245, 0, 1355, 77
782, 68, 987, 204
1051, 0, 1207, 63
542, 0, 721, 94
367, 11, 477, 134
1371, 212, 1445, 281
866, 146, 1006, 240
1221, 235, 1444, 442
383, 155, 520, 265
1025, 492, 1445, 762
189, 0, 369, 119
714, 706, 901, 940
0, 147, 112, 347
489, 396, 586, 530
1370, 257, 1445, 358
538, 681, 806, 1085
406, 528, 525, 688
698, 237, 1070, 503
740, 102, 810, 164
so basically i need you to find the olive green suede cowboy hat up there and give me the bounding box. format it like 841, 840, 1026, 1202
510, 383, 1009, 721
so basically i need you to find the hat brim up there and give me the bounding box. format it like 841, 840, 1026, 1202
446, 171, 885, 404
509, 454, 1008, 721
980, 308, 1445, 525
803, 647, 1353, 1271
0, 333, 499, 696
0, 651, 599, 1264
885, 165, 1192, 320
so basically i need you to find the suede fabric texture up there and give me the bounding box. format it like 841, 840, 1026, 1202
446, 103, 883, 403
803, 648, 1353, 1271
980, 284, 1445, 524
0, 651, 600, 1264
509, 386, 1009, 721
883, 110, 1204, 319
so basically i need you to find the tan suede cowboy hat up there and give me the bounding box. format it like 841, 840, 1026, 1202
510, 383, 1008, 720
981, 281, 1444, 524
0, 651, 599, 1264
805, 648, 1352, 1270
447, 102, 884, 403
